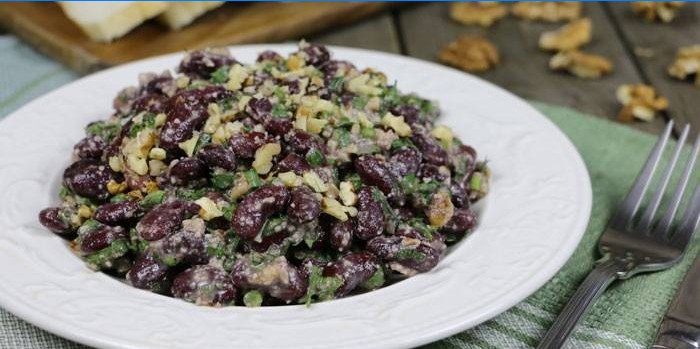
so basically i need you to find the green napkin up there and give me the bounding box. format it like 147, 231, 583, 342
1, 35, 697, 349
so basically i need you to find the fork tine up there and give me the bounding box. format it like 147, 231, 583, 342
660, 134, 700, 239
670, 180, 700, 248
610, 121, 674, 229
639, 124, 690, 233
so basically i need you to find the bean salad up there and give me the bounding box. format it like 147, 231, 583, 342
39, 42, 490, 307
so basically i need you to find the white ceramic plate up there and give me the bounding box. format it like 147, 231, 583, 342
0, 45, 591, 349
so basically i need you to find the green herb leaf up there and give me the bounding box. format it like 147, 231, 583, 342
390, 138, 416, 150
335, 116, 354, 128
243, 290, 264, 307
261, 215, 287, 237
360, 268, 385, 290
110, 194, 129, 203
301, 266, 344, 306
222, 204, 234, 221
271, 104, 289, 118
140, 190, 165, 209
399, 173, 418, 194
211, 172, 236, 189
176, 188, 208, 201
59, 185, 73, 199
85, 239, 129, 268
305, 149, 325, 167
218, 97, 235, 111
360, 127, 375, 139
352, 95, 368, 110
194, 133, 212, 154
210, 65, 230, 84
206, 246, 226, 258
371, 187, 399, 233
128, 123, 145, 138
86, 121, 121, 142
407, 218, 435, 240
243, 169, 262, 188
344, 173, 362, 190
336, 129, 352, 148
142, 113, 156, 128
394, 248, 426, 262
329, 77, 344, 93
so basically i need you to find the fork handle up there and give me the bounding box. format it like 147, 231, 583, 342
537, 258, 626, 349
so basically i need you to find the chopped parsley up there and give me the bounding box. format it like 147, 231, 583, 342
328, 77, 344, 93
211, 172, 236, 189
271, 104, 289, 118
140, 190, 165, 209
390, 138, 416, 150
85, 239, 129, 268
394, 248, 426, 262
301, 266, 344, 306
176, 187, 208, 201
243, 290, 264, 307
352, 95, 368, 110
243, 169, 262, 188
209, 65, 230, 84
361, 268, 385, 290
305, 148, 325, 167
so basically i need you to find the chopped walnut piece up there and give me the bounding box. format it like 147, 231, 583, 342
668, 45, 700, 85
549, 50, 613, 79
616, 84, 669, 122
512, 2, 582, 22
631, 2, 685, 23
539, 18, 592, 52
449, 2, 508, 27
438, 35, 500, 73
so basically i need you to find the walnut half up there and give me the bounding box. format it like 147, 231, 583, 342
549, 50, 613, 79
616, 84, 669, 122
449, 2, 508, 27
631, 2, 685, 23
438, 35, 500, 73
539, 18, 592, 52
668, 45, 700, 86
512, 2, 582, 22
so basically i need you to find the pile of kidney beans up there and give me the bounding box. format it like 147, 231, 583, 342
39, 42, 489, 307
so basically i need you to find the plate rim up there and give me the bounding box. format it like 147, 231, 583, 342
0, 44, 592, 349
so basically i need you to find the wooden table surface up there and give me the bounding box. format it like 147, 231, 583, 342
309, 2, 700, 137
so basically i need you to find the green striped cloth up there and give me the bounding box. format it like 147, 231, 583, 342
1, 35, 698, 349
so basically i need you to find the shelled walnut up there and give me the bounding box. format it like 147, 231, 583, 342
438, 35, 500, 73
539, 18, 592, 52
549, 50, 613, 79
449, 2, 508, 27
512, 2, 582, 22
631, 2, 685, 23
616, 84, 669, 122
668, 45, 700, 85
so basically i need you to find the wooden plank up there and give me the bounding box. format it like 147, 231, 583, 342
309, 13, 401, 54
606, 3, 700, 137
0, 2, 388, 74
397, 2, 666, 134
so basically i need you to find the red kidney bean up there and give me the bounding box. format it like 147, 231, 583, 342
323, 252, 379, 297
231, 184, 290, 240
141, 73, 174, 95
150, 218, 207, 265
287, 187, 321, 224
280, 79, 301, 95
354, 156, 404, 206
172, 265, 236, 306
168, 157, 207, 185
449, 182, 468, 208
275, 153, 311, 175
113, 86, 139, 114
300, 44, 330, 67
366, 236, 440, 275
178, 50, 237, 79
390, 105, 421, 126
419, 163, 450, 182
93, 201, 141, 225
81, 225, 128, 253
264, 116, 293, 136
395, 207, 416, 221
132, 94, 168, 114
231, 255, 306, 302
329, 219, 354, 252
355, 187, 385, 240
245, 97, 272, 122
320, 60, 355, 81
161, 86, 232, 153
73, 136, 105, 159
388, 147, 422, 177
256, 50, 283, 63
127, 254, 169, 291
136, 200, 200, 241
63, 159, 120, 201
285, 130, 325, 157
441, 208, 477, 235
228, 131, 271, 159
196, 144, 236, 171
411, 129, 448, 166
104, 119, 131, 157
38, 207, 73, 236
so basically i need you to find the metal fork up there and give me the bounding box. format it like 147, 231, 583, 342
538, 121, 700, 349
